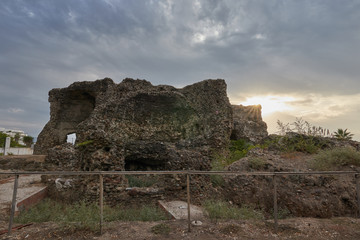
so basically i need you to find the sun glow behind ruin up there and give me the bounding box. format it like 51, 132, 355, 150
240, 95, 295, 116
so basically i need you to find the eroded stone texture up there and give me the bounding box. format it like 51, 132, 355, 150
35, 79, 114, 155
231, 104, 268, 143
35, 78, 233, 171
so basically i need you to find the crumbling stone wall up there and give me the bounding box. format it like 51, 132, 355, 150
35, 79, 113, 155
35, 78, 268, 205
231, 104, 268, 143
35, 78, 234, 171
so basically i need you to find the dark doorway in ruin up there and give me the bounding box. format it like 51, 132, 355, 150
124, 141, 168, 171
124, 157, 165, 171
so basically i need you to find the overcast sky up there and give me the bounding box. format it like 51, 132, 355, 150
1, 0, 360, 140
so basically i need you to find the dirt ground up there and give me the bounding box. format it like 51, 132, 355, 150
1, 153, 360, 239
1, 217, 360, 240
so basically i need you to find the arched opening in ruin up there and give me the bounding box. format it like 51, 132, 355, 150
66, 133, 76, 144
57, 91, 96, 144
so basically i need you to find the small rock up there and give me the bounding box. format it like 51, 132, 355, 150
191, 220, 202, 226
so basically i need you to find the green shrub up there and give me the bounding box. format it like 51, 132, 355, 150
204, 200, 263, 221
210, 139, 256, 186
309, 147, 360, 170
229, 139, 253, 152
229, 139, 257, 163
126, 175, 158, 187
248, 157, 267, 170
0, 133, 7, 147
263, 134, 321, 154
23, 136, 34, 147
212, 139, 255, 169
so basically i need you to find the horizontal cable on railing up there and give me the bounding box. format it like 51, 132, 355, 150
0, 170, 358, 176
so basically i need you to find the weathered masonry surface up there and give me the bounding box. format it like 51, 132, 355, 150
35, 78, 267, 172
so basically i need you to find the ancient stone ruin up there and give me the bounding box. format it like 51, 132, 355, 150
231, 105, 268, 143
35, 78, 268, 172
14, 78, 360, 218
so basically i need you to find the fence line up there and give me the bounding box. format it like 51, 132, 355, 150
0, 170, 358, 176
2, 170, 359, 236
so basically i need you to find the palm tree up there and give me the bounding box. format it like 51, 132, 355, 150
333, 128, 354, 140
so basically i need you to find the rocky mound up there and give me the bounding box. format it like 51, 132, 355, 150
223, 144, 360, 218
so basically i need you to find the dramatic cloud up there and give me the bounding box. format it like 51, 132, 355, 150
1, 0, 360, 139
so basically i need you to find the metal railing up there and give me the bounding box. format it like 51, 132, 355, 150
1, 170, 360, 236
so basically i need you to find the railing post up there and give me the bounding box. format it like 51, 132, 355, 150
273, 174, 278, 233
99, 174, 104, 235
356, 174, 360, 218
186, 173, 191, 233
8, 174, 19, 236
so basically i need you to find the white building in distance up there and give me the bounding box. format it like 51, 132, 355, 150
0, 128, 28, 145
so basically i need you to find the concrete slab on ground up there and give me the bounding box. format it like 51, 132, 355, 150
0, 175, 46, 214
158, 200, 204, 220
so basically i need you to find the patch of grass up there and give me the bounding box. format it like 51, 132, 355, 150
248, 157, 267, 170
210, 174, 225, 187
61, 201, 100, 231
16, 199, 99, 231
15, 199, 168, 232
126, 175, 158, 187
263, 134, 321, 154
104, 205, 167, 222
204, 200, 263, 221
309, 147, 360, 170
210, 139, 256, 187
151, 223, 171, 235
210, 156, 226, 187
228, 139, 256, 164
15, 199, 65, 224
211, 139, 255, 169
